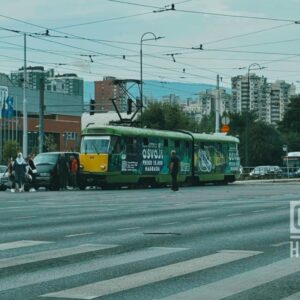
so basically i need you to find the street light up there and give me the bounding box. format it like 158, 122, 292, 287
245, 63, 266, 167
140, 32, 163, 123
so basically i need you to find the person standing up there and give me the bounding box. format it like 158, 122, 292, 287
26, 154, 37, 191
69, 155, 78, 189
13, 153, 27, 192
57, 153, 69, 190
169, 150, 180, 191
7, 158, 15, 192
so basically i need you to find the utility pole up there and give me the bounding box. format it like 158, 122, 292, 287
22, 33, 28, 157
215, 74, 220, 133
38, 75, 45, 153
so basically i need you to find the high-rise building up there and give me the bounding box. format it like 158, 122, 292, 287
231, 74, 296, 124
94, 77, 127, 112
197, 88, 231, 116
45, 73, 84, 97
231, 74, 268, 114
266, 80, 296, 125
11, 66, 54, 90
11, 66, 83, 97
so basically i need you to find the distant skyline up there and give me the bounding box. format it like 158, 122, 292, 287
1, 0, 300, 95
83, 79, 219, 102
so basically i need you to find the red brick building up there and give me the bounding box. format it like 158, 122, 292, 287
94, 76, 126, 112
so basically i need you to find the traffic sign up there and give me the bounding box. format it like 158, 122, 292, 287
220, 124, 230, 133
221, 116, 230, 125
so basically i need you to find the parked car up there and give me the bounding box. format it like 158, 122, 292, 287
249, 165, 283, 179
34, 152, 79, 190
0, 165, 9, 191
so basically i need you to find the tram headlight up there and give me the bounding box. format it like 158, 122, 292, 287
100, 164, 106, 171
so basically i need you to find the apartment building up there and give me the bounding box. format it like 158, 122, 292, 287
231, 74, 295, 124
94, 76, 127, 112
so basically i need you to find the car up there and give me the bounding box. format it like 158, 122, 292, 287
34, 152, 79, 190
249, 165, 283, 179
0, 165, 9, 191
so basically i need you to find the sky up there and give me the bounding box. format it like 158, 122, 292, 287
0, 0, 300, 95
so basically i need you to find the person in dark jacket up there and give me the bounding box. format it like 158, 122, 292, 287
26, 154, 37, 191
169, 150, 180, 191
57, 153, 69, 190
13, 152, 27, 192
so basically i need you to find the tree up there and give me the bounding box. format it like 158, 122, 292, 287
44, 134, 58, 152
198, 112, 215, 133
278, 95, 300, 133
228, 111, 284, 166
248, 121, 284, 166
140, 102, 200, 131
3, 140, 20, 163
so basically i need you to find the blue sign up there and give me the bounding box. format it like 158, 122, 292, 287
1, 96, 14, 118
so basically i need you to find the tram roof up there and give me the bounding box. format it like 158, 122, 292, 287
82, 126, 239, 143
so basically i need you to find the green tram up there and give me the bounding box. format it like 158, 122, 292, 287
78, 126, 240, 189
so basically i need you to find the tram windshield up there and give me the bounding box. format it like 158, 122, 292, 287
81, 136, 111, 154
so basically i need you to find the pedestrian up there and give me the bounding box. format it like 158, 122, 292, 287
7, 158, 15, 192
12, 152, 27, 192
69, 155, 78, 189
169, 150, 180, 191
57, 153, 69, 190
26, 154, 37, 191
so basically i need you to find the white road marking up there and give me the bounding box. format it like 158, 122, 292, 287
197, 217, 212, 221
161, 256, 300, 300
251, 210, 266, 213
161, 222, 180, 226
281, 291, 300, 299
0, 244, 117, 269
227, 213, 242, 217
270, 241, 289, 247
117, 227, 140, 231
1, 247, 186, 292
0, 240, 52, 251
65, 232, 95, 238
41, 250, 261, 299
14, 216, 36, 220
0, 206, 28, 210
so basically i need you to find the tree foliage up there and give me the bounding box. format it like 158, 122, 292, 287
278, 95, 300, 133
44, 134, 58, 152
3, 140, 20, 163
228, 111, 283, 166
198, 112, 215, 133
140, 102, 200, 131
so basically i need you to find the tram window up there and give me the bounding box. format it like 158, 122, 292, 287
143, 138, 149, 146
164, 139, 168, 147
113, 140, 121, 153
126, 137, 137, 154
185, 141, 189, 148
175, 140, 180, 148
108, 136, 121, 154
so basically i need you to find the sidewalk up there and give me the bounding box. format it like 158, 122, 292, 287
235, 177, 300, 184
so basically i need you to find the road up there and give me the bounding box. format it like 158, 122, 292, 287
0, 182, 299, 300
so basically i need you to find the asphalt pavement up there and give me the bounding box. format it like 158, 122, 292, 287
0, 181, 299, 300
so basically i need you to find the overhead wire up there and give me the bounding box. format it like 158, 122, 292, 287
107, 0, 299, 23
0, 5, 298, 91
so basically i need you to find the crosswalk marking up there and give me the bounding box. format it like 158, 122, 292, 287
0, 244, 117, 269
117, 227, 140, 231
65, 232, 95, 238
0, 240, 52, 251
0, 247, 186, 292
41, 249, 261, 299
270, 241, 289, 247
281, 291, 300, 299
161, 257, 300, 300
